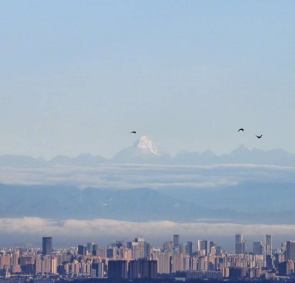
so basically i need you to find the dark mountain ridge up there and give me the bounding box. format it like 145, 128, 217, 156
0, 184, 237, 222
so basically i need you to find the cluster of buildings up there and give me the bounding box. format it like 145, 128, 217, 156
0, 234, 295, 281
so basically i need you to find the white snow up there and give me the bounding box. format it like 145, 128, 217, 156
135, 136, 163, 156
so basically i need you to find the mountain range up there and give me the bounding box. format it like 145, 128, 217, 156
1, 136, 295, 167
0, 182, 294, 224
0, 184, 236, 222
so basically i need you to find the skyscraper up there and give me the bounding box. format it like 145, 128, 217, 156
87, 242, 94, 254
78, 245, 87, 256
132, 237, 145, 259
235, 234, 245, 254
91, 262, 104, 278
144, 242, 151, 258
186, 241, 193, 256
198, 240, 206, 250
92, 244, 99, 256
265, 235, 273, 255
158, 253, 171, 274
286, 241, 295, 262
42, 237, 52, 256
173, 235, 179, 247
253, 241, 263, 255
108, 260, 128, 279
235, 234, 242, 243
198, 240, 209, 255
128, 259, 157, 279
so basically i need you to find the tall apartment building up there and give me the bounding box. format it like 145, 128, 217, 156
42, 237, 52, 256
253, 241, 263, 255
171, 253, 184, 273
87, 242, 94, 254
128, 259, 157, 279
173, 235, 180, 248
235, 234, 246, 254
158, 253, 171, 274
132, 238, 145, 259
108, 260, 128, 279
265, 235, 273, 256
186, 241, 193, 256
286, 241, 295, 262
78, 245, 87, 256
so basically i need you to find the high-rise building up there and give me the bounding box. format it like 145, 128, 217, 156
173, 235, 179, 247
266, 255, 274, 270
216, 246, 222, 256
87, 242, 94, 254
235, 234, 242, 244
198, 240, 210, 255
278, 260, 294, 276
107, 248, 114, 259
158, 253, 171, 274
78, 245, 87, 256
92, 244, 99, 256
253, 241, 263, 255
178, 244, 186, 254
265, 235, 272, 255
235, 234, 245, 254
50, 257, 58, 274
42, 237, 52, 256
186, 241, 193, 256
171, 253, 184, 273
132, 238, 145, 259
144, 242, 152, 258
281, 242, 287, 253
128, 259, 157, 279
91, 262, 104, 278
235, 242, 246, 255
286, 241, 295, 262
108, 260, 128, 279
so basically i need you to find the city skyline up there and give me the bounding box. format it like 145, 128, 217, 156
1, 233, 295, 280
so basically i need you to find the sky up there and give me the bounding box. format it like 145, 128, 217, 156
0, 1, 294, 159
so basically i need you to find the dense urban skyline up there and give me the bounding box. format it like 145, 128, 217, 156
1, 233, 295, 281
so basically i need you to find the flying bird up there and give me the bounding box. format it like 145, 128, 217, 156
130, 131, 136, 134
238, 128, 244, 132
256, 135, 263, 139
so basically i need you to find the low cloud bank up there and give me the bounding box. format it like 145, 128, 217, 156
0, 163, 294, 189
1, 217, 295, 238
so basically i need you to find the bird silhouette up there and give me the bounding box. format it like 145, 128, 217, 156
256, 135, 263, 139
238, 128, 244, 132
130, 131, 136, 134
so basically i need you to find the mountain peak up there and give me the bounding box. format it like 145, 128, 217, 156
133, 136, 163, 156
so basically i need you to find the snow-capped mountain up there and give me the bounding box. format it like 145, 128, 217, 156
111, 136, 171, 164
2, 140, 295, 167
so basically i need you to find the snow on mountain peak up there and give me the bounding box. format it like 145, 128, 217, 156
133, 136, 163, 156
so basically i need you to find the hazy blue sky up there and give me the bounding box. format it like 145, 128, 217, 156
0, 0, 294, 159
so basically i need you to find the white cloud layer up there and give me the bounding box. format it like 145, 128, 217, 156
0, 163, 295, 189
1, 217, 295, 238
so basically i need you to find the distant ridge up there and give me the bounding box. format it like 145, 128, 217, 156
1, 137, 295, 167
0, 184, 236, 222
